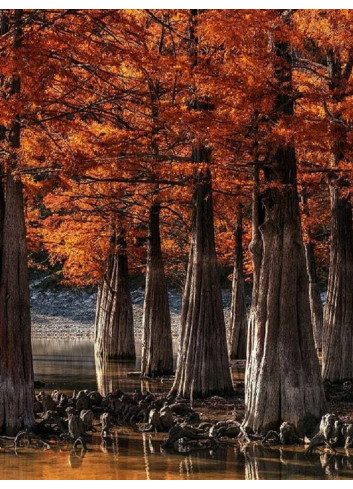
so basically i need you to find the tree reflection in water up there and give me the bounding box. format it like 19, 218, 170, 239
95, 354, 174, 397
243, 443, 353, 479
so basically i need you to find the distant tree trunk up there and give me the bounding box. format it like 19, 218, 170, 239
244, 21, 326, 435
94, 232, 136, 360
141, 202, 173, 377
305, 242, 323, 350
301, 187, 323, 350
170, 171, 234, 398
322, 186, 353, 381
229, 205, 247, 359
0, 10, 34, 435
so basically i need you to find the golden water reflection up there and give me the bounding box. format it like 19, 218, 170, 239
2, 434, 353, 479
28, 339, 353, 480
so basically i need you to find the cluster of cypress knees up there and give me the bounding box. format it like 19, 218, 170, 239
1, 384, 353, 457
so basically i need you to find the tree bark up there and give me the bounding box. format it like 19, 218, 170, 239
141, 202, 173, 376
305, 243, 323, 351
0, 174, 35, 435
321, 50, 353, 382
244, 151, 326, 435
170, 170, 234, 398
229, 205, 247, 359
94, 233, 136, 360
322, 186, 353, 381
301, 187, 323, 350
244, 23, 326, 435
0, 10, 34, 435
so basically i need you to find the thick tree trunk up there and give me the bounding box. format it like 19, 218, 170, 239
94, 234, 136, 360
322, 187, 353, 381
141, 202, 173, 377
0, 174, 34, 434
244, 150, 326, 435
321, 50, 353, 382
170, 171, 234, 398
0, 10, 34, 435
301, 187, 323, 350
244, 24, 326, 434
229, 206, 247, 359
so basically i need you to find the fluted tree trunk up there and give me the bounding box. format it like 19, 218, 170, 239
170, 171, 234, 398
322, 186, 353, 381
244, 18, 326, 435
0, 10, 34, 435
95, 233, 136, 360
229, 205, 247, 359
321, 50, 353, 382
141, 202, 173, 377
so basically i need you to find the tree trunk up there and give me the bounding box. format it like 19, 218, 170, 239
301, 188, 323, 350
244, 150, 326, 435
229, 205, 247, 359
0, 10, 34, 435
141, 202, 173, 376
94, 233, 136, 360
244, 24, 326, 434
304, 242, 323, 350
0, 174, 34, 435
322, 187, 353, 381
170, 171, 234, 398
321, 50, 353, 382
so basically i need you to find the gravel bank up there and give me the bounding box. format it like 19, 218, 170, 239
30, 281, 233, 339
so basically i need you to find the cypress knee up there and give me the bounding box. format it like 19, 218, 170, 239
170, 170, 234, 398
141, 202, 173, 377
95, 232, 135, 360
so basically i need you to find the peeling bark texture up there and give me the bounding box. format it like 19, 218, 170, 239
94, 233, 136, 360
141, 202, 173, 376
322, 187, 353, 381
301, 188, 323, 350
244, 22, 326, 435
170, 170, 234, 399
229, 206, 247, 359
0, 174, 34, 435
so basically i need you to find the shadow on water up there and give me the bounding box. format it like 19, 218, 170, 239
27, 338, 353, 479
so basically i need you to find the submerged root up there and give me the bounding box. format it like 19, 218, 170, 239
14, 431, 51, 453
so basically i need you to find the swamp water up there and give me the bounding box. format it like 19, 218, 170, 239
0, 339, 352, 480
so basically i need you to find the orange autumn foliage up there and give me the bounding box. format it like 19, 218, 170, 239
3, 9, 353, 286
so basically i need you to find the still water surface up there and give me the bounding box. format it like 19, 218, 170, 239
1, 339, 352, 480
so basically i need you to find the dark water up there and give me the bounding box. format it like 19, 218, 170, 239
2, 339, 349, 480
